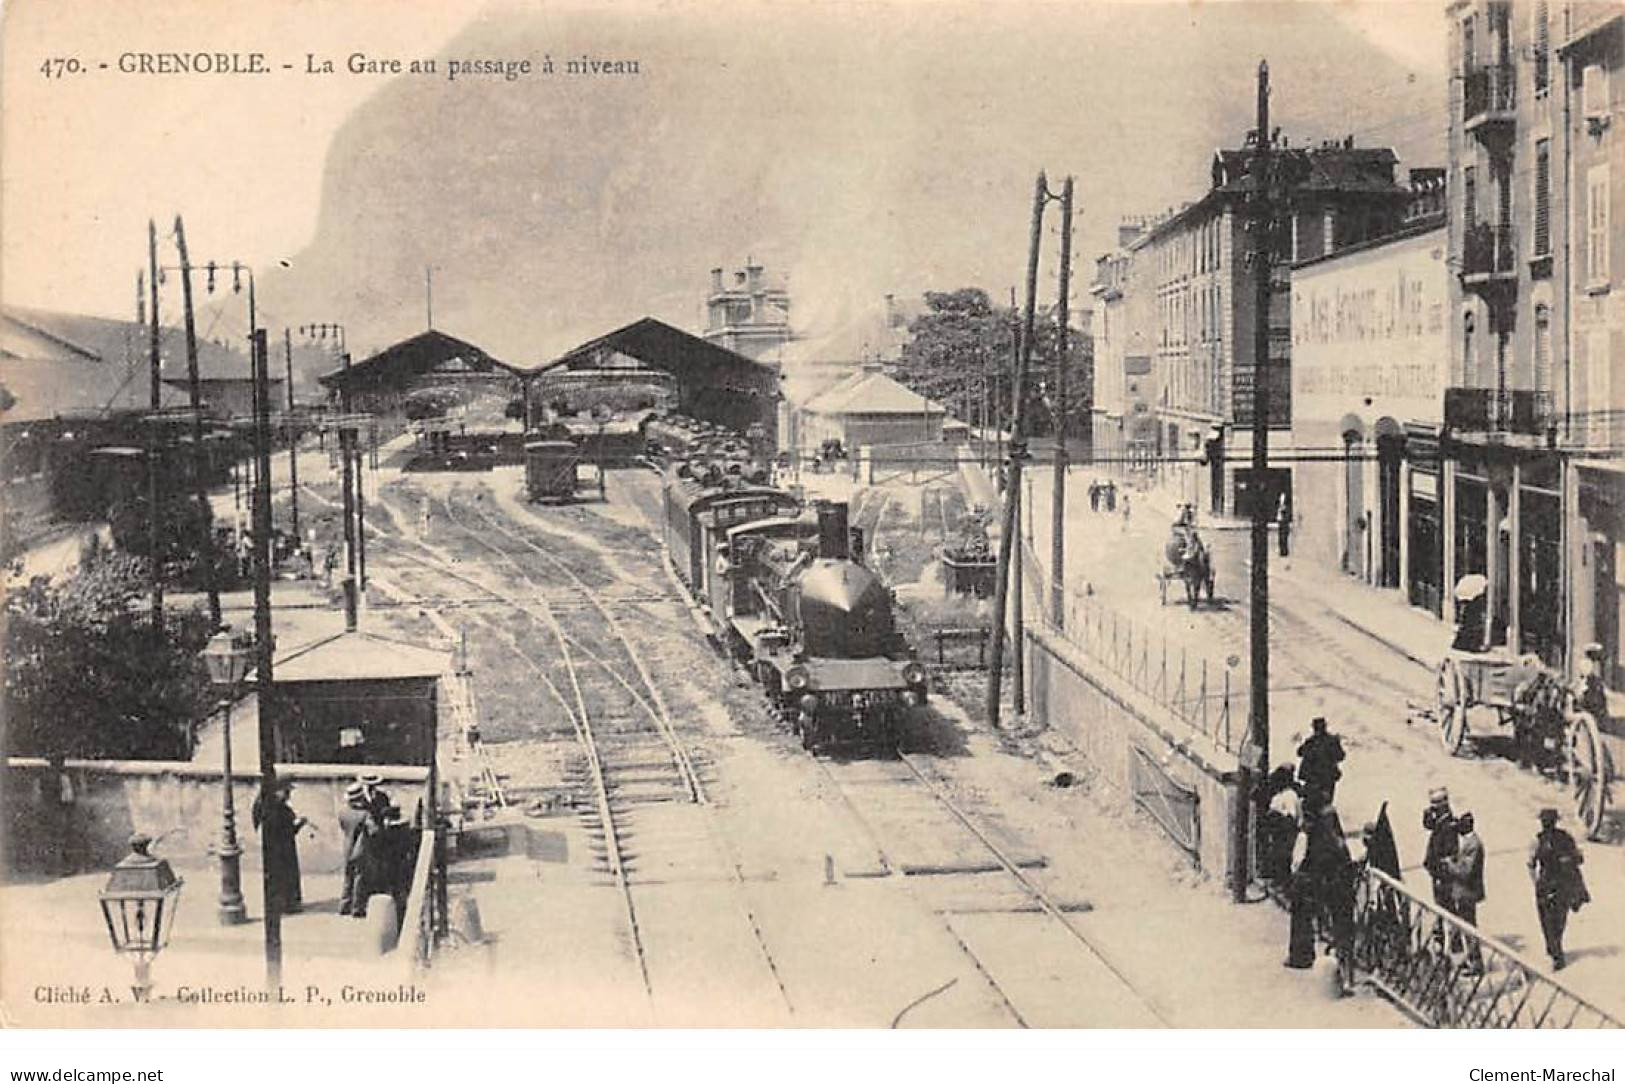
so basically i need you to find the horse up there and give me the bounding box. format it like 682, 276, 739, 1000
1179, 534, 1215, 609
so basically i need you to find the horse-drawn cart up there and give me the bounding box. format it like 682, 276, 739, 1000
1433, 647, 1616, 840
1157, 524, 1213, 609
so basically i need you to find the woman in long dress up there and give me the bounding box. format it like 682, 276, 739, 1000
252, 781, 307, 915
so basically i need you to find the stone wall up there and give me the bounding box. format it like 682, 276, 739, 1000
1, 759, 428, 877
1024, 623, 1245, 886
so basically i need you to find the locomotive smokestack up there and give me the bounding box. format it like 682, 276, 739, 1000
817, 501, 850, 560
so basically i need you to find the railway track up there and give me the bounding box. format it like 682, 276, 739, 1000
368, 480, 791, 1017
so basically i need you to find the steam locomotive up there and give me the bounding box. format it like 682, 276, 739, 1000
664, 462, 926, 750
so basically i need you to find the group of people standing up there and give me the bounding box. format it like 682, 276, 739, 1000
247, 772, 419, 923
339, 773, 420, 922
1087, 479, 1131, 530
1424, 789, 1591, 972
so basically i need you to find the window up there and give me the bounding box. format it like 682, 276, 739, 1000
1533, 0, 1549, 93
1463, 311, 1477, 384
1534, 305, 1552, 396
1464, 165, 1477, 227
1534, 139, 1551, 256
1462, 15, 1476, 75
1586, 164, 1610, 287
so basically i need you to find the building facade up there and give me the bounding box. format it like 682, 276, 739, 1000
1443, 0, 1625, 675
1091, 219, 1160, 478
703, 263, 792, 362
1107, 137, 1413, 519
1290, 208, 1450, 612
1559, 5, 1625, 687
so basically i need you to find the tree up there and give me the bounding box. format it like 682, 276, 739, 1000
895, 288, 1092, 443
3, 546, 215, 759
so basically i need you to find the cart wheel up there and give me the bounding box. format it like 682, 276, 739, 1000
1435, 658, 1468, 755
1566, 711, 1609, 841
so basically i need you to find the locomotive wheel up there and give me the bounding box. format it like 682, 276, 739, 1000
1435, 658, 1468, 755
1566, 711, 1609, 841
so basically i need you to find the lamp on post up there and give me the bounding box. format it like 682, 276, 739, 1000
98, 833, 183, 997
202, 626, 254, 925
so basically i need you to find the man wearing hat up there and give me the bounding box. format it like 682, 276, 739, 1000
358, 772, 393, 820
1577, 642, 1611, 725
1422, 787, 1459, 910
1528, 808, 1588, 971
1296, 717, 1345, 807
337, 781, 374, 917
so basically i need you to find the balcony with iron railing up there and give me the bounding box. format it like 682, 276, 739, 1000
1461, 222, 1517, 291
1463, 63, 1517, 138
1444, 386, 1553, 437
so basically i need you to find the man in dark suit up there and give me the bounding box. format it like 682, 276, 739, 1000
1528, 808, 1588, 971
337, 782, 374, 917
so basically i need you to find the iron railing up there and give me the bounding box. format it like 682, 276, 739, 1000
1443, 387, 1553, 435
1464, 63, 1517, 124
1023, 540, 1242, 752
1353, 866, 1620, 1028
1462, 222, 1517, 278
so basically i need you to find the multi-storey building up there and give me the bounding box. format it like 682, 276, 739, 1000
1443, 0, 1625, 674
1289, 179, 1450, 609
703, 263, 792, 362
1109, 136, 1412, 518
1090, 219, 1159, 475
1558, 5, 1624, 686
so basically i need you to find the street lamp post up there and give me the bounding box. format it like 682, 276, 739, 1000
98, 833, 183, 997
202, 627, 254, 925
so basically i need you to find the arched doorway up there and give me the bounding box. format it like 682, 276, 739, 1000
1375, 417, 1403, 589
1340, 415, 1365, 577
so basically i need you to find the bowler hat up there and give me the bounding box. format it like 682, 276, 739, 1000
1539, 807, 1559, 824
1428, 786, 1449, 805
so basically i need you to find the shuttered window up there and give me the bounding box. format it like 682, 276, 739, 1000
1533, 0, 1550, 93
1534, 139, 1551, 256
1464, 166, 1477, 227
1587, 165, 1611, 287
1534, 305, 1552, 396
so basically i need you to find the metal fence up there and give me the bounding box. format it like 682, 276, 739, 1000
1353, 866, 1620, 1028
1023, 535, 1243, 753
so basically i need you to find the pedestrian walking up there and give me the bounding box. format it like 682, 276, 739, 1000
1277, 497, 1292, 558
1089, 481, 1100, 512
1528, 807, 1589, 971
1296, 717, 1345, 807
1422, 787, 1459, 911
252, 780, 308, 915
1120, 492, 1132, 531
1447, 811, 1486, 971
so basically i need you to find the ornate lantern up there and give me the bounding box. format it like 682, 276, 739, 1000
98, 833, 184, 993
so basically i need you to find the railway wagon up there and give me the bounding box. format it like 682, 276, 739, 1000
525, 437, 588, 502
663, 468, 926, 750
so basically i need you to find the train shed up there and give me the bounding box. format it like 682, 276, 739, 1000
524, 318, 779, 447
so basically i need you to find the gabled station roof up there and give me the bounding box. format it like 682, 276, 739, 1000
525, 317, 777, 379
318, 329, 523, 390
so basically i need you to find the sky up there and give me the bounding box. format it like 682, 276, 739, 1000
1, 0, 1450, 366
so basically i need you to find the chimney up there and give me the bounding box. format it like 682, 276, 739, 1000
746, 262, 763, 290
734, 271, 747, 288
1118, 222, 1143, 247
884, 293, 898, 327
816, 500, 850, 560
710, 267, 723, 293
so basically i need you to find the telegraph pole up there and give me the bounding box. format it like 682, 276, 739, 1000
1051, 175, 1075, 629
146, 221, 164, 633
175, 216, 220, 628
1239, 59, 1274, 902
283, 329, 300, 539
987, 173, 1048, 727
249, 327, 282, 987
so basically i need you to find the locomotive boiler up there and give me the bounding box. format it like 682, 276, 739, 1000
665, 466, 925, 750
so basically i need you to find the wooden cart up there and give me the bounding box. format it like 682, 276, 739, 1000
1434, 648, 1616, 840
